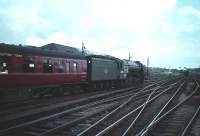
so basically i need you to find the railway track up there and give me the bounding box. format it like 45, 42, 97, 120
0, 76, 159, 115
0, 78, 162, 113
77, 79, 181, 136
0, 78, 168, 123
183, 105, 200, 136
0, 85, 144, 125
74, 79, 199, 136
44, 80, 174, 136
0, 79, 172, 136
140, 80, 200, 136
0, 86, 139, 115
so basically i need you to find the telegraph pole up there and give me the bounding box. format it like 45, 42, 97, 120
147, 57, 150, 79
82, 41, 86, 56
129, 52, 132, 60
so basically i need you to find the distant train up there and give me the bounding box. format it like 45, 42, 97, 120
0, 43, 145, 97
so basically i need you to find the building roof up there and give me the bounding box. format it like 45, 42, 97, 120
0, 43, 85, 59
41, 43, 82, 56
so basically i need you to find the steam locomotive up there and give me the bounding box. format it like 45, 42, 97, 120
0, 43, 145, 97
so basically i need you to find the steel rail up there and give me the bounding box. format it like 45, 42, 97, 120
77, 79, 170, 136
137, 81, 200, 136
37, 102, 119, 136
180, 104, 200, 136
136, 81, 185, 136
26, 81, 169, 136
54, 79, 180, 136
0, 80, 167, 135
37, 86, 162, 136
0, 79, 176, 136
122, 79, 165, 136
0, 88, 138, 134
95, 83, 178, 136
0, 86, 140, 123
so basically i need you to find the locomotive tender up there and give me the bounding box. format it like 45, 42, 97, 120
0, 43, 145, 97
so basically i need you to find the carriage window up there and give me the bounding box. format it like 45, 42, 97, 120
0, 60, 8, 74
43, 58, 53, 73
23, 60, 35, 73
73, 63, 78, 72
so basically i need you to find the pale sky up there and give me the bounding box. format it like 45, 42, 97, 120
0, 0, 200, 68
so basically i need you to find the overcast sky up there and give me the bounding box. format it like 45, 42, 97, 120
0, 0, 200, 68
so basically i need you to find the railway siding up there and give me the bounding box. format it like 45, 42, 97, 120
1, 77, 198, 136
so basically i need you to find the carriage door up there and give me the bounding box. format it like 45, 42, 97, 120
65, 62, 70, 73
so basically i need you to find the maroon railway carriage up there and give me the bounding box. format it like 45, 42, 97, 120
0, 43, 87, 88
